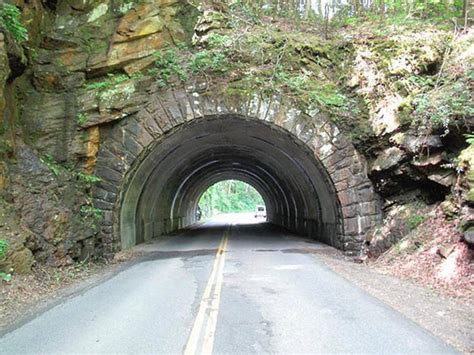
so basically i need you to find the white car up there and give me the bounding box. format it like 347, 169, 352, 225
254, 205, 266, 219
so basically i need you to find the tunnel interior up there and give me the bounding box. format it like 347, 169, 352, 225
119, 115, 343, 249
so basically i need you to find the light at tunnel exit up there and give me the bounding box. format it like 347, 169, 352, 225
197, 180, 267, 223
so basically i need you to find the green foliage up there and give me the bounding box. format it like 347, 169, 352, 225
0, 239, 8, 259
227, 0, 465, 25
272, 67, 348, 111
189, 50, 229, 74
148, 49, 188, 87
77, 172, 102, 184
40, 155, 101, 185
80, 204, 103, 232
0, 272, 11, 282
80, 205, 103, 220
85, 73, 132, 91
77, 112, 88, 126
0, 4, 28, 43
414, 78, 474, 133
40, 155, 62, 176
198, 180, 265, 219
406, 214, 427, 230
207, 33, 231, 49
147, 44, 230, 86
118, 1, 134, 15
465, 134, 474, 146
0, 240, 11, 282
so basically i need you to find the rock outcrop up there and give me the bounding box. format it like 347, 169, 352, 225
0, 0, 472, 272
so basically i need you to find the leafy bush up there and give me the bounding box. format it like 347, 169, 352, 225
0, 4, 28, 43
207, 33, 231, 49
189, 50, 229, 74
148, 49, 188, 87
414, 78, 474, 134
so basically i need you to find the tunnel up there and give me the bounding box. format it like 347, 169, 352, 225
119, 115, 343, 249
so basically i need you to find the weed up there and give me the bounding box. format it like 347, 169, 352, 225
0, 4, 28, 43
207, 33, 231, 49
0, 240, 11, 282
0, 272, 11, 282
85, 73, 131, 91
80, 204, 103, 232
465, 134, 474, 145
77, 172, 102, 184
189, 50, 229, 74
148, 49, 188, 86
40, 155, 62, 176
0, 239, 7, 259
413, 78, 474, 134
406, 214, 427, 230
77, 112, 88, 126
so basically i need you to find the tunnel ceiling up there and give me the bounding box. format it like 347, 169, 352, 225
93, 90, 381, 255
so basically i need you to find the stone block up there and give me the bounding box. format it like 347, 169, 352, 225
123, 134, 144, 157
160, 90, 185, 125
136, 109, 164, 137
94, 199, 114, 211
125, 119, 154, 148
96, 166, 123, 184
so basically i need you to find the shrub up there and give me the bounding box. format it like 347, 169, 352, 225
0, 4, 28, 43
148, 49, 187, 87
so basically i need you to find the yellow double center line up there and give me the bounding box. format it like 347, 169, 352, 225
184, 228, 230, 355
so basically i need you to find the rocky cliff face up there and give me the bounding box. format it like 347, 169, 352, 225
0, 0, 472, 275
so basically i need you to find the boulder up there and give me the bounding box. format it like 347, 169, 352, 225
401, 134, 443, 154
427, 169, 457, 187
371, 147, 406, 172
9, 248, 34, 274
463, 229, 474, 246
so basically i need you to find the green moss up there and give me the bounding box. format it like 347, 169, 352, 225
0, 4, 28, 43
84, 73, 134, 92
76, 112, 88, 126
406, 214, 427, 230
148, 49, 188, 86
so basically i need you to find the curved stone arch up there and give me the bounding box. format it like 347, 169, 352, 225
93, 87, 381, 255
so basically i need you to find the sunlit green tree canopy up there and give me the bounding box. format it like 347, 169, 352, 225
198, 180, 265, 219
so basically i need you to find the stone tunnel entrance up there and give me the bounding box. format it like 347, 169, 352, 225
92, 89, 380, 255
120, 116, 342, 249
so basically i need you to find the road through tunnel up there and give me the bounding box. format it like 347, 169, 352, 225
93, 91, 381, 255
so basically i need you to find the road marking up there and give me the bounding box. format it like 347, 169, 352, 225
201, 235, 228, 354
184, 229, 229, 355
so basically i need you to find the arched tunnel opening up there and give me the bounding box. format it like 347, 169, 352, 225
119, 115, 343, 249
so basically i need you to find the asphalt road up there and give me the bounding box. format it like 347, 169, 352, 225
0, 216, 456, 354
